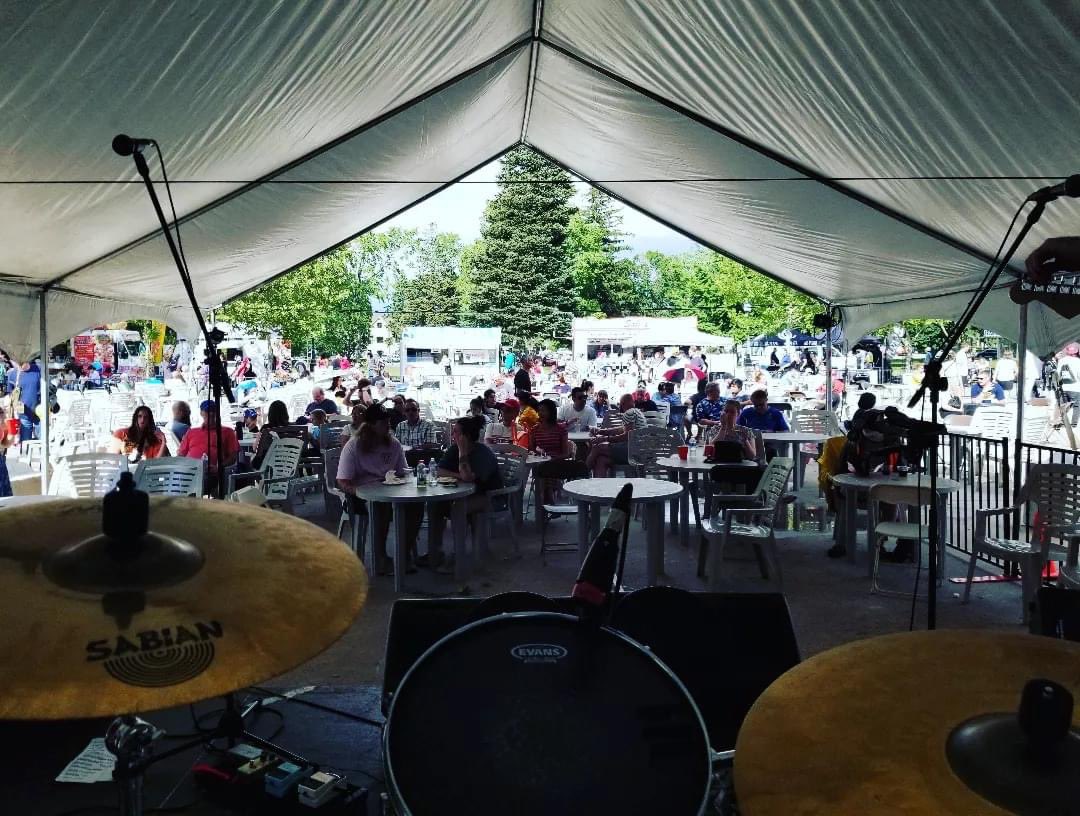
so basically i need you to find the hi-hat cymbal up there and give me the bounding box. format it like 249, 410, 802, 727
0, 498, 367, 720
734, 630, 1080, 815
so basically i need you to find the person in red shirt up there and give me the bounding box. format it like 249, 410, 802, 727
112, 406, 169, 462
530, 399, 571, 459
178, 400, 239, 493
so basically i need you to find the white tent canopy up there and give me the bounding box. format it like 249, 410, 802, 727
1, 0, 1077, 360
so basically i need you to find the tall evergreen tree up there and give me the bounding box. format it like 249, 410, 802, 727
568, 187, 651, 317
387, 228, 464, 339
466, 147, 576, 350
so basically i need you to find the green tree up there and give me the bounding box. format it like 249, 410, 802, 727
567, 188, 651, 317
387, 228, 465, 339
465, 146, 576, 350
217, 246, 378, 355
639, 249, 819, 341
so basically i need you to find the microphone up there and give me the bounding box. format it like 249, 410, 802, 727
1027, 174, 1080, 202
571, 482, 633, 610
111, 134, 154, 157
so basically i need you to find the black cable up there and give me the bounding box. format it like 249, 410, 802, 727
246, 686, 385, 728
949, 198, 1028, 338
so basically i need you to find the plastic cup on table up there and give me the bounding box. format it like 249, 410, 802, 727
703, 444, 715, 460
677, 445, 689, 461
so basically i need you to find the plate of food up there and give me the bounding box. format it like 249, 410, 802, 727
435, 476, 458, 486
384, 472, 408, 486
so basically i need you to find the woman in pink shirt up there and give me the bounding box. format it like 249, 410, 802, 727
335, 404, 420, 575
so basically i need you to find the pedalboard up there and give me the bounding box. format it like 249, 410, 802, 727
192, 740, 367, 813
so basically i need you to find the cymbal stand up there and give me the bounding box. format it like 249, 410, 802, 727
906, 199, 1046, 629
104, 693, 306, 816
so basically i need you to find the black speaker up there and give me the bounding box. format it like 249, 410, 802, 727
382, 590, 800, 750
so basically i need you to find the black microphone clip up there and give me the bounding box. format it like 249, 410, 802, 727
112, 134, 154, 157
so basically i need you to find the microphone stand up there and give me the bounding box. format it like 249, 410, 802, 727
906, 199, 1046, 629
126, 148, 234, 497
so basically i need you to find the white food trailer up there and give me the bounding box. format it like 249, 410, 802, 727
400, 326, 502, 389
571, 316, 737, 373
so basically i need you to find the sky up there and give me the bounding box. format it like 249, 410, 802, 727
380, 157, 699, 257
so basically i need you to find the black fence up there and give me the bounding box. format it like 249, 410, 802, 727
935, 433, 1078, 568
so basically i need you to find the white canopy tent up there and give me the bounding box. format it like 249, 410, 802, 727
1, 0, 1078, 364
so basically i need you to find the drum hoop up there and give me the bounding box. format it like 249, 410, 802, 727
382, 611, 713, 816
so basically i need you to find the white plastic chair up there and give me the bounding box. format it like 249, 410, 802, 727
867, 482, 944, 597
49, 453, 126, 498
699, 457, 795, 591
133, 456, 204, 497
321, 446, 366, 561
228, 437, 310, 512
964, 463, 1080, 623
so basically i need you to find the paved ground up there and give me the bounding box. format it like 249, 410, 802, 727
273, 482, 1027, 690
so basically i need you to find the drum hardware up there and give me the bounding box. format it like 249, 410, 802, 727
0, 483, 366, 815
946, 677, 1080, 814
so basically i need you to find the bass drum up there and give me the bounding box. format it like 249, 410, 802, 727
384, 612, 712, 816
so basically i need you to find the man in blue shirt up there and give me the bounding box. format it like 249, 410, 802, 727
737, 389, 790, 433
693, 381, 726, 431
6, 360, 42, 441
970, 370, 1005, 405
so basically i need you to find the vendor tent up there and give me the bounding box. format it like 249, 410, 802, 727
1, 0, 1077, 361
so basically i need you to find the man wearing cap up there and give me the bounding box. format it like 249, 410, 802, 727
241, 408, 260, 436
305, 386, 337, 416
484, 398, 519, 443
178, 400, 240, 492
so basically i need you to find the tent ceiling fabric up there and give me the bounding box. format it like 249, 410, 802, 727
0, 0, 1076, 359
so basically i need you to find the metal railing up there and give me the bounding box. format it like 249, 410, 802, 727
936, 433, 1078, 568
936, 433, 1010, 566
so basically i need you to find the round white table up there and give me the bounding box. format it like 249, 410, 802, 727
656, 453, 763, 548
562, 477, 683, 586
567, 431, 593, 443
831, 472, 961, 574
354, 479, 475, 591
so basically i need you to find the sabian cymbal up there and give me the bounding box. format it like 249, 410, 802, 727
734, 630, 1080, 815
0, 498, 367, 720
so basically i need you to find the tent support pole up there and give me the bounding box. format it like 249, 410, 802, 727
39, 291, 49, 495
1013, 304, 1028, 504
825, 330, 834, 426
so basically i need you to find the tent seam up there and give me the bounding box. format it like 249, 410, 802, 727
43, 35, 535, 292
519, 0, 545, 141
536, 38, 1004, 273
524, 142, 827, 307
217, 145, 519, 307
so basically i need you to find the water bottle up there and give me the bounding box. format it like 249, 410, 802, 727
201, 452, 209, 471
688, 437, 697, 458
416, 460, 427, 487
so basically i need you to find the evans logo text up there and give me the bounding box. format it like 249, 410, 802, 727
511, 643, 568, 663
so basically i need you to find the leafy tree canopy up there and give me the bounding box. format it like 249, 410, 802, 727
217, 245, 378, 356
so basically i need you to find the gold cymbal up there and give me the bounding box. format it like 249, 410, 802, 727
734, 630, 1080, 815
0, 498, 367, 720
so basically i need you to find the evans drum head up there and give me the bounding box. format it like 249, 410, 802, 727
384, 612, 711, 815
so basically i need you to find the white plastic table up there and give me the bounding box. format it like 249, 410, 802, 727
562, 477, 683, 586
831, 472, 960, 573
567, 431, 593, 443
656, 453, 762, 548
354, 479, 475, 591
